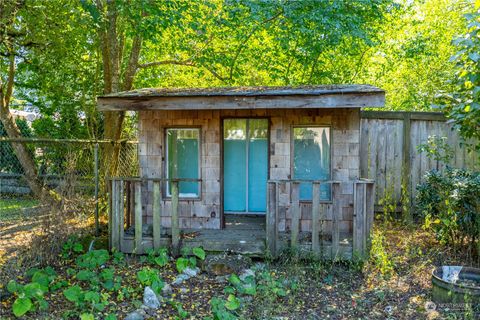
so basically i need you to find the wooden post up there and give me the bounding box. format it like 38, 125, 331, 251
129, 181, 135, 228
110, 179, 119, 251
118, 180, 124, 252
171, 180, 180, 256
152, 181, 162, 250
353, 182, 366, 256
266, 181, 277, 257
94, 143, 99, 237
125, 181, 131, 230
291, 182, 300, 250
134, 181, 143, 254
331, 182, 340, 259
402, 112, 412, 217
108, 179, 113, 250
366, 182, 375, 241
311, 182, 321, 253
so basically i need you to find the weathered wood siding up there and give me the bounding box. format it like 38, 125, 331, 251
138, 108, 361, 234
360, 111, 479, 210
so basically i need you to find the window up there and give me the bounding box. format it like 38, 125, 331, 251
166, 128, 200, 198
293, 127, 331, 201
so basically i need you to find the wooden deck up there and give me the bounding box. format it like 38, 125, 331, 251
119, 215, 353, 258
109, 178, 374, 259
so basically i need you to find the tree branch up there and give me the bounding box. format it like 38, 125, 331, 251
5, 53, 15, 108
122, 35, 142, 91
137, 60, 194, 68
138, 59, 228, 82
229, 9, 284, 80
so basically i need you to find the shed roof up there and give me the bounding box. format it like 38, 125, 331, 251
97, 84, 385, 111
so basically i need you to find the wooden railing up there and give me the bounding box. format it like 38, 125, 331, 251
108, 177, 201, 255
266, 179, 375, 258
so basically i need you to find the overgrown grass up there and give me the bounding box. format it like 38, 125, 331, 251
0, 198, 39, 222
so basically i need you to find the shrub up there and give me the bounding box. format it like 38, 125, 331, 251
369, 229, 395, 278
416, 167, 480, 257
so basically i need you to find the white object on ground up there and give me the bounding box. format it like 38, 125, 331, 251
442, 266, 463, 283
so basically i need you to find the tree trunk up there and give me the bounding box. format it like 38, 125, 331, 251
96, 0, 143, 178
0, 55, 47, 199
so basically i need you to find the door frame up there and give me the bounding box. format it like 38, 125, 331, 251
220, 116, 271, 228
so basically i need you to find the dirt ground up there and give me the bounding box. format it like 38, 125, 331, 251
0, 201, 478, 319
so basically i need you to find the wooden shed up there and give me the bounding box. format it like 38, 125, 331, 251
97, 85, 385, 258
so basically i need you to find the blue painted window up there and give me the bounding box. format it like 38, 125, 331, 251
166, 128, 199, 197
293, 127, 331, 201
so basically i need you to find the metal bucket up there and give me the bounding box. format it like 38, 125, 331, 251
432, 266, 480, 304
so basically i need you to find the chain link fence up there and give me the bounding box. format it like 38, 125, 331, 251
0, 137, 138, 212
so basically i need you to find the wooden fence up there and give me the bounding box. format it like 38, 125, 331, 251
109, 177, 201, 255
266, 179, 375, 258
360, 111, 479, 212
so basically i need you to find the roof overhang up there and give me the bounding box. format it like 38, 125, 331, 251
96, 85, 385, 111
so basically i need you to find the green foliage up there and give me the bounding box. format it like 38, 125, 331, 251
12, 297, 33, 318
80, 314, 95, 320
175, 247, 204, 273
6, 267, 57, 317
369, 229, 395, 278
169, 300, 189, 319
360, 0, 468, 111
176, 257, 194, 273
63, 285, 107, 311
210, 297, 238, 320
62, 236, 84, 259
192, 247, 206, 260
416, 167, 480, 257
146, 248, 170, 267
136, 267, 164, 294
0, 118, 33, 174
438, 9, 480, 151
417, 135, 454, 167
76, 249, 110, 269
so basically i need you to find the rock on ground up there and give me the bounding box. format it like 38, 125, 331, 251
124, 310, 145, 320
143, 286, 161, 309
183, 266, 200, 277
239, 268, 255, 281
172, 273, 190, 285
203, 254, 252, 276
162, 283, 173, 295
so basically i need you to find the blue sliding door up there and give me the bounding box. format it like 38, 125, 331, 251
224, 119, 268, 213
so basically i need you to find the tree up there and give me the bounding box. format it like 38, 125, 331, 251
439, 8, 480, 151
359, 0, 470, 110
0, 0, 46, 198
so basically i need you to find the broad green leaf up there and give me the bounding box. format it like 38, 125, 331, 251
12, 297, 33, 317
228, 274, 241, 286
24, 282, 45, 299
225, 294, 240, 311
176, 258, 190, 273
7, 280, 19, 293
192, 247, 206, 260
63, 285, 83, 303
80, 313, 95, 320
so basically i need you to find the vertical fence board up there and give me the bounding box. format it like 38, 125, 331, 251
266, 182, 277, 257
118, 180, 124, 252
109, 180, 115, 250
311, 182, 321, 253
290, 182, 300, 249
331, 182, 340, 258
171, 181, 180, 256
152, 181, 162, 250
360, 111, 478, 212
134, 181, 143, 254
